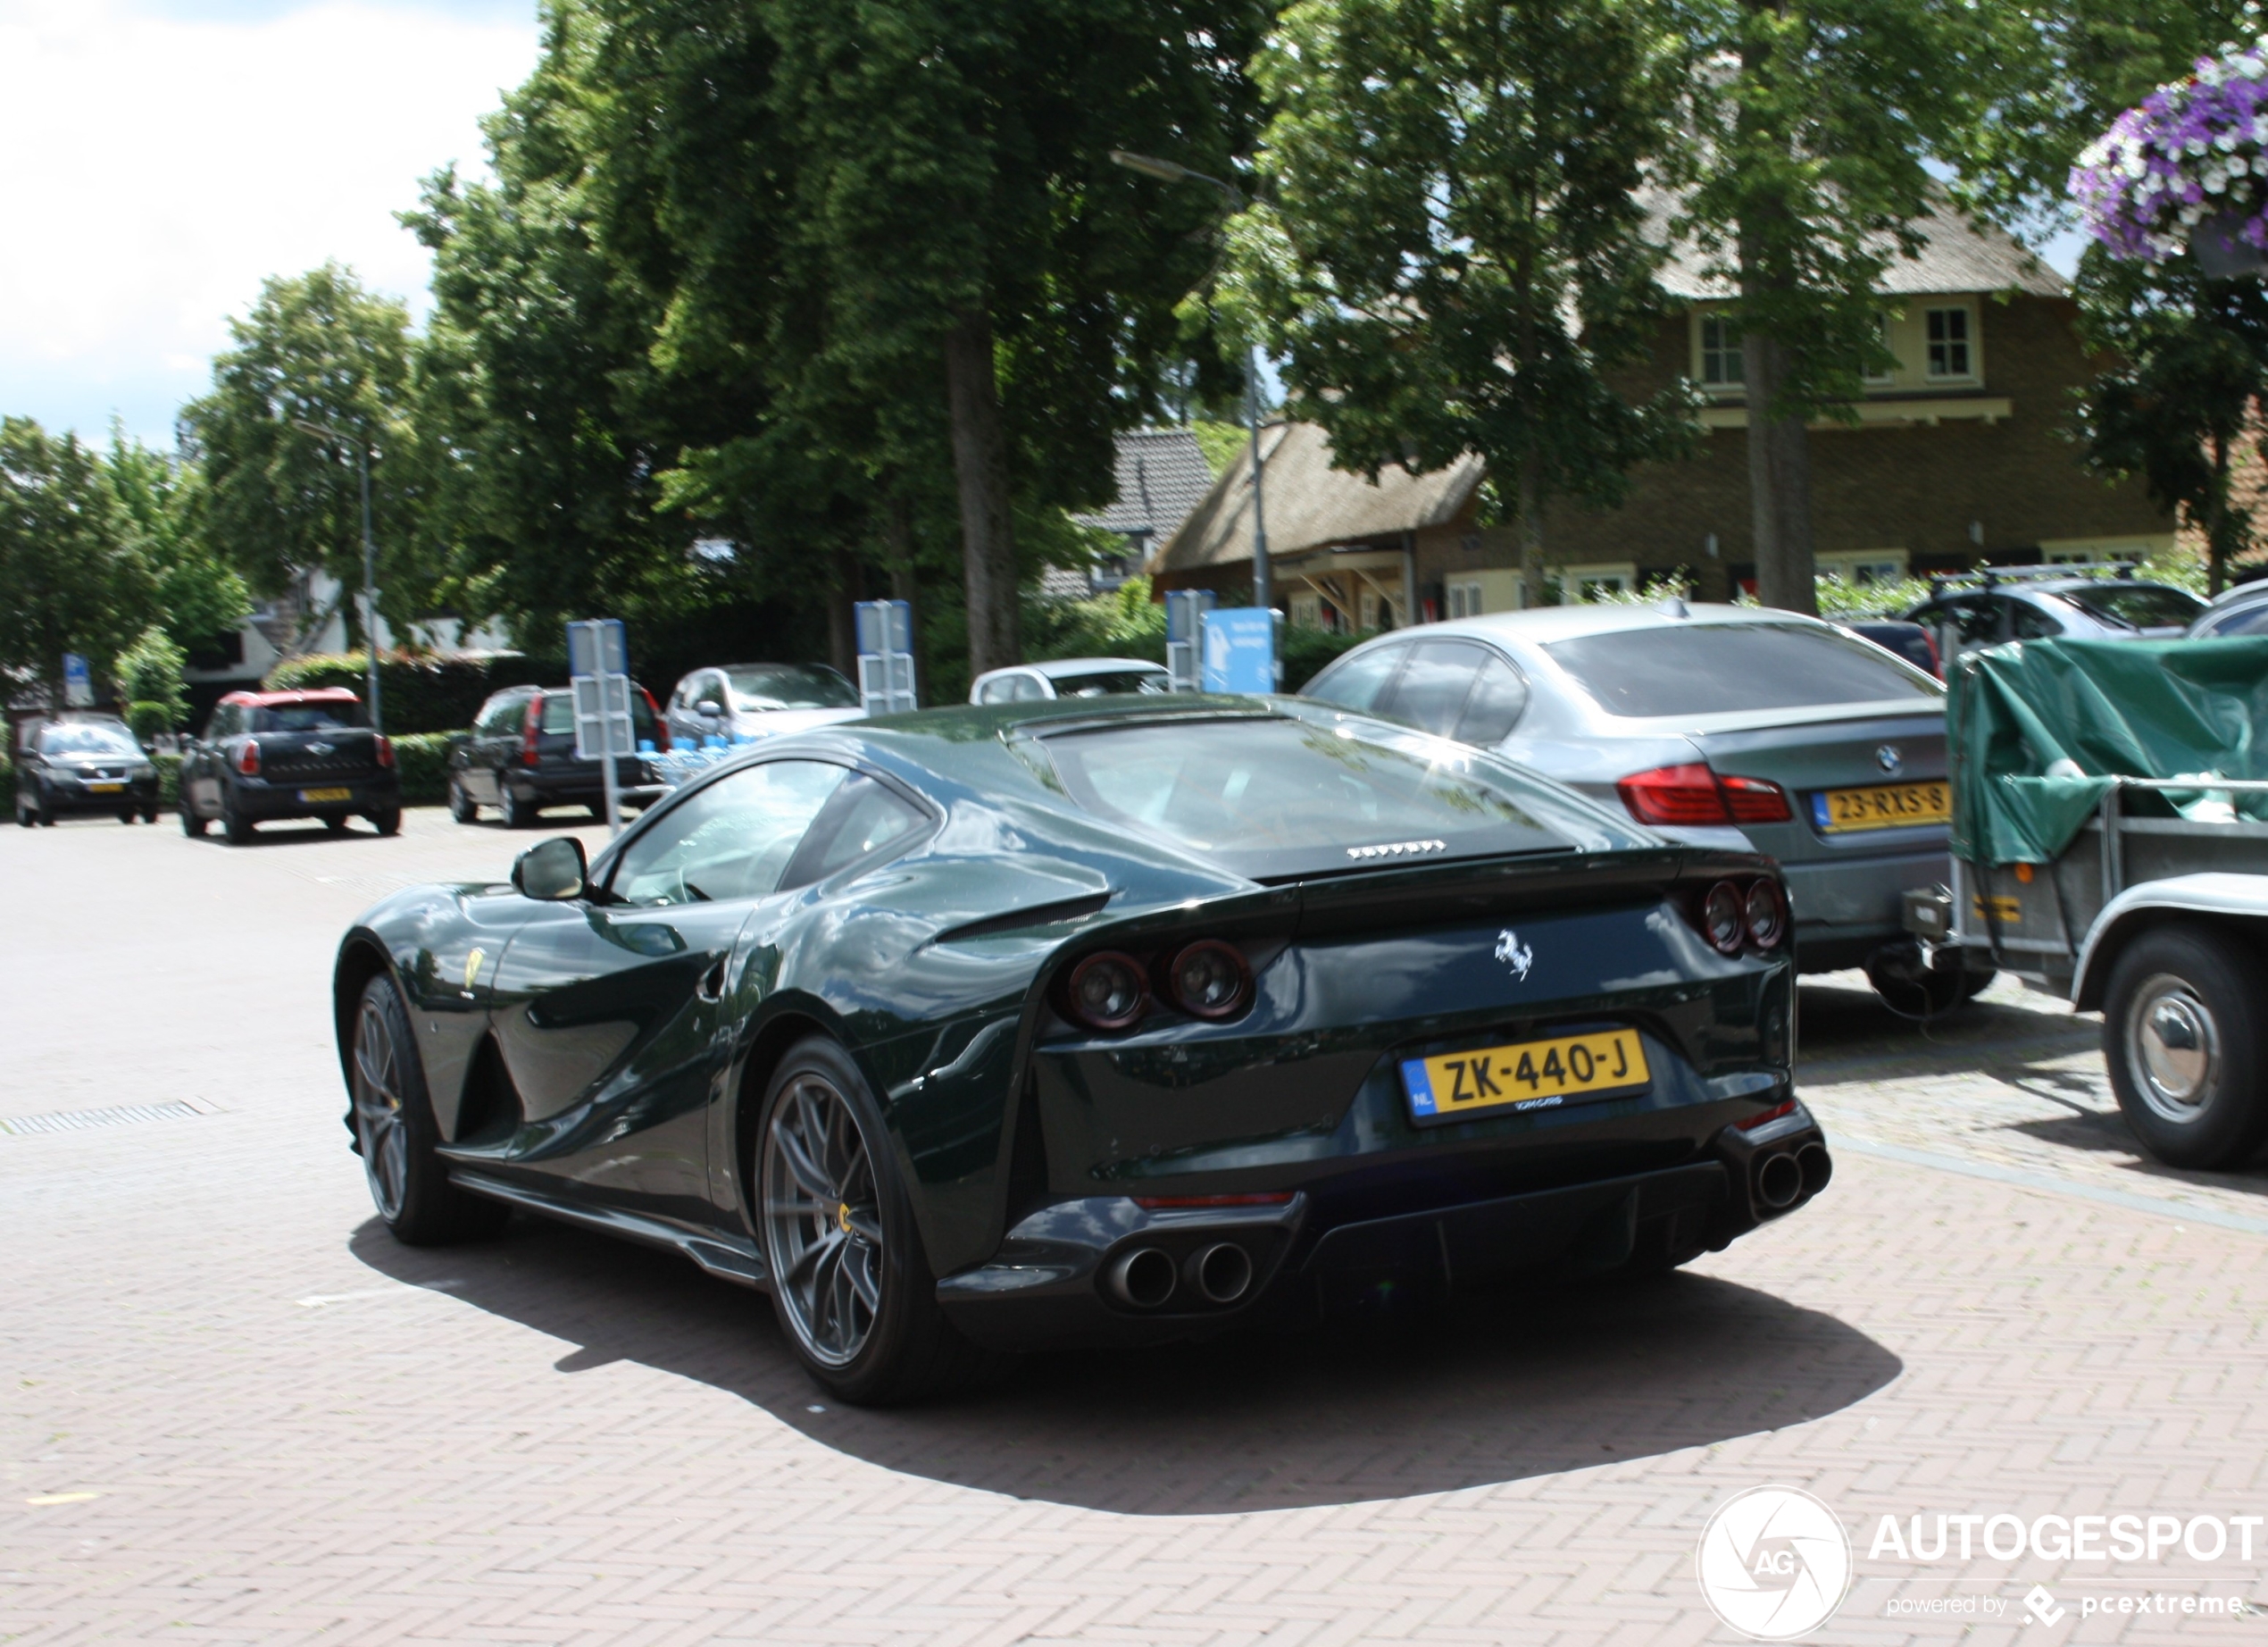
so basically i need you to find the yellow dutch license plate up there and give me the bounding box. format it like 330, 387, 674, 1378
1402, 1027, 1650, 1124
87, 782, 123, 793
299, 787, 354, 803
1812, 780, 1949, 833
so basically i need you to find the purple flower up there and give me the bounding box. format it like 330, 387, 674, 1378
2074, 39, 2268, 261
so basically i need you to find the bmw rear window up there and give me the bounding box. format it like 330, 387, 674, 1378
1544, 623, 1938, 717
1037, 715, 1611, 881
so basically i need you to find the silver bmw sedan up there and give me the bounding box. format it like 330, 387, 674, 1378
1300, 601, 1973, 1009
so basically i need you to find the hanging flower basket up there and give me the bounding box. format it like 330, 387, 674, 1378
2072, 39, 2268, 273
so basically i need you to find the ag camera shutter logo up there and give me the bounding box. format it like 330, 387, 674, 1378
1696, 1484, 1853, 1640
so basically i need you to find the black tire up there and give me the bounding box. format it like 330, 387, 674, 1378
16, 793, 35, 828
221, 794, 254, 846
34, 784, 55, 827
117, 807, 138, 824
141, 805, 159, 824
499, 785, 535, 830
348, 972, 511, 1244
370, 808, 401, 838
2102, 924, 2268, 1170
754, 1035, 1001, 1405
447, 779, 478, 824
179, 799, 208, 837
324, 815, 353, 834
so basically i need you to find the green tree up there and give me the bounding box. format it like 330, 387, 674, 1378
178, 263, 415, 642
2075, 249, 2268, 595
0, 418, 151, 709
113, 624, 190, 740
101, 430, 249, 649
1674, 0, 2024, 613
1224, 0, 1691, 607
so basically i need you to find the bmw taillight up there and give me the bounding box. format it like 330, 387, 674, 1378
238, 741, 260, 776
1616, 764, 1791, 826
1064, 951, 1148, 1031
522, 698, 543, 767
374, 734, 396, 769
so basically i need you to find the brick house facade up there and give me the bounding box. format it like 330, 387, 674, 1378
1152, 210, 2173, 625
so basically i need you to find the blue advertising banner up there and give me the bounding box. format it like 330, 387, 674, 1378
1200, 607, 1279, 694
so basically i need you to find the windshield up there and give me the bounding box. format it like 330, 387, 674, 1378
1038, 715, 1594, 881
726, 665, 858, 710
1545, 623, 1939, 717
248, 703, 362, 732
41, 723, 141, 756
1048, 668, 1171, 698
2058, 585, 2205, 631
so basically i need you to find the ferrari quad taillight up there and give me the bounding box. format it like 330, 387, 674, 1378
522, 698, 543, 767
1164, 940, 1252, 1020
238, 740, 260, 776
1064, 951, 1148, 1031
1680, 874, 1790, 956
1616, 763, 1791, 827
1060, 937, 1261, 1033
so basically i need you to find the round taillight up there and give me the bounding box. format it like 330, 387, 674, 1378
1745, 879, 1787, 949
1702, 881, 1746, 956
1066, 951, 1148, 1032
1167, 940, 1252, 1020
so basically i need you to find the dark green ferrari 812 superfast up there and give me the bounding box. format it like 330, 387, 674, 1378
333, 696, 1829, 1403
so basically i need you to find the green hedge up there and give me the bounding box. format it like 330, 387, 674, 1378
1281, 627, 1366, 692
392, 732, 459, 807
265, 652, 542, 735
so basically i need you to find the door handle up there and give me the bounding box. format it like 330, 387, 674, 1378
695, 957, 729, 1003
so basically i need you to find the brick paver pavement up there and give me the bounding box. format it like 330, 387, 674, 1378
4, 810, 2264, 1644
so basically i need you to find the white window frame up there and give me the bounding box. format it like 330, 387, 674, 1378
1289, 591, 1323, 631
1697, 313, 1744, 391
1550, 563, 1638, 603
1446, 579, 1484, 620
1863, 312, 1896, 387
1816, 548, 1910, 586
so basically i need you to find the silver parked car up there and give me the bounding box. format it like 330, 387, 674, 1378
1301, 602, 1978, 1007
664, 663, 864, 748
2185, 578, 2268, 639
970, 656, 1171, 704
1905, 565, 2203, 660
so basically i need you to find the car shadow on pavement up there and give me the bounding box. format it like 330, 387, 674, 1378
1797, 974, 2095, 1075
349, 1212, 1902, 1515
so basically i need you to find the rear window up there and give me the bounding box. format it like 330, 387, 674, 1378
1037, 715, 1600, 881
1544, 623, 1938, 717
249, 702, 362, 732
2057, 585, 2204, 631
540, 691, 658, 737
726, 664, 858, 709
1048, 668, 1171, 698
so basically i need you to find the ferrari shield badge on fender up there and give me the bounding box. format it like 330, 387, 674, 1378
1495, 930, 1534, 981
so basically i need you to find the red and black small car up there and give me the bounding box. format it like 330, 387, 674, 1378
179, 689, 401, 844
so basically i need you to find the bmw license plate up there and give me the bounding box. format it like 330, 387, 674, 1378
1401, 1028, 1650, 1124
87, 782, 124, 793
299, 787, 354, 803
1812, 780, 1948, 833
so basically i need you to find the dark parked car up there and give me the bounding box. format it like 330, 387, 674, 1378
180, 689, 400, 844
14, 716, 160, 826
448, 683, 669, 828
335, 695, 1829, 1405
1843, 620, 1941, 678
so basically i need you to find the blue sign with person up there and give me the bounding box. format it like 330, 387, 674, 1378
1200, 607, 1280, 694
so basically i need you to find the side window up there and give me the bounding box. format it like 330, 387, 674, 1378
1304, 644, 1409, 713
780, 774, 930, 889
2008, 600, 2064, 641
1010, 673, 1048, 702
607, 760, 850, 907
978, 676, 1014, 705
1454, 650, 1530, 745
1924, 598, 2003, 650
206, 706, 236, 740
1374, 640, 1488, 738
696, 673, 728, 710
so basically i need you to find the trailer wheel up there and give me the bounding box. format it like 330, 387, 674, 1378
2102, 924, 2268, 1170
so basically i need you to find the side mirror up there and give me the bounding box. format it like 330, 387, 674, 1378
512, 836, 588, 901
696, 702, 723, 721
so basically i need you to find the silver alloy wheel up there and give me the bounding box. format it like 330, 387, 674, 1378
2124, 972, 2219, 1124
351, 994, 411, 1219
761, 1072, 884, 1367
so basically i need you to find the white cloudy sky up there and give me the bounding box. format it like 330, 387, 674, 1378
0, 0, 539, 447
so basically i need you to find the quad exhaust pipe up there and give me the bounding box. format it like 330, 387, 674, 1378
1754, 1150, 1805, 1212
1102, 1242, 1255, 1309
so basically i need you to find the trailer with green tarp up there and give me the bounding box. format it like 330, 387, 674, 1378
1913, 634, 2268, 1167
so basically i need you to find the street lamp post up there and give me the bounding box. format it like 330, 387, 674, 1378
292, 419, 382, 736
1109, 149, 1272, 614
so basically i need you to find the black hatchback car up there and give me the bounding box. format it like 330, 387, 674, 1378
14, 717, 160, 826
448, 683, 669, 827
179, 689, 402, 844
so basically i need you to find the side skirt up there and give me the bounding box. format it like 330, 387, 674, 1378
449, 1167, 770, 1292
